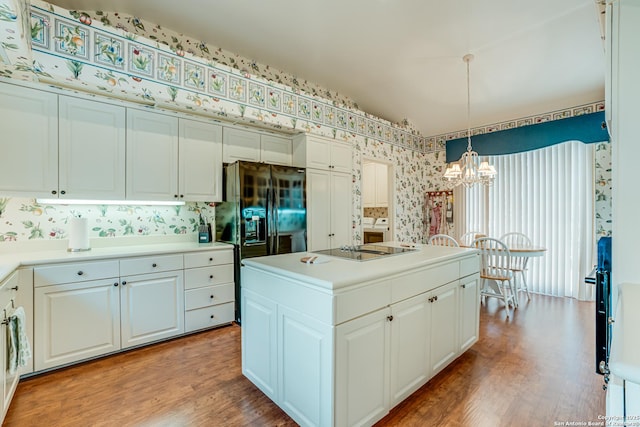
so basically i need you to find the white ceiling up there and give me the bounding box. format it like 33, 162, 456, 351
46, 0, 605, 137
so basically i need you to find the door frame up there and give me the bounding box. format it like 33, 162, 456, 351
361, 156, 394, 243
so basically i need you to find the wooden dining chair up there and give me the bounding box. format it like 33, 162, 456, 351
472, 237, 516, 318
427, 234, 459, 247
500, 232, 533, 304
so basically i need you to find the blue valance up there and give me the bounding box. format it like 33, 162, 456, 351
445, 111, 609, 163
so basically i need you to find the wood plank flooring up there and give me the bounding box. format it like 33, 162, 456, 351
4, 294, 605, 426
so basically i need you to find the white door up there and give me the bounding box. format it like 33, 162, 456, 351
222, 127, 260, 163
58, 96, 126, 200
120, 271, 184, 348
179, 119, 223, 202
241, 288, 278, 401
429, 281, 460, 376
0, 83, 58, 198
459, 275, 480, 352
34, 279, 121, 371
335, 307, 390, 427
261, 134, 292, 165
389, 292, 430, 406
375, 163, 389, 207
126, 109, 179, 201
306, 169, 332, 251
331, 172, 353, 249
1, 293, 16, 418
330, 140, 353, 174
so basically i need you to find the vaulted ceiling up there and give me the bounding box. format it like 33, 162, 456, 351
46, 0, 605, 136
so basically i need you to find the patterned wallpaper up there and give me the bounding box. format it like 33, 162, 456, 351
0, 0, 612, 245
595, 142, 612, 237
0, 198, 215, 242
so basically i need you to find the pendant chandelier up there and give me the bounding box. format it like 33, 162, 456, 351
443, 54, 496, 187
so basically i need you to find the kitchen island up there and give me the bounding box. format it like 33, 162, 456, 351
241, 244, 480, 427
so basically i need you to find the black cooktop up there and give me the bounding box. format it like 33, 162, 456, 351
312, 244, 416, 261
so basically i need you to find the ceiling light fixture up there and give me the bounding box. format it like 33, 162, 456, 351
443, 54, 496, 187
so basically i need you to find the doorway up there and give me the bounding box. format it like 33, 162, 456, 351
362, 158, 393, 243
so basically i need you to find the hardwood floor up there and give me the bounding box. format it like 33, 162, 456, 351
4, 294, 605, 427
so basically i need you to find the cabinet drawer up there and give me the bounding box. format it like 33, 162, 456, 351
460, 254, 480, 277
184, 250, 233, 268
34, 260, 119, 287
184, 265, 233, 290
119, 254, 183, 276
185, 302, 234, 332
185, 283, 234, 310
391, 261, 459, 303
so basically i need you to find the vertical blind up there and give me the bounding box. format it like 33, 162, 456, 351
460, 141, 596, 300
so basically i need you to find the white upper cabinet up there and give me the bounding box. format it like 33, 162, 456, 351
293, 134, 352, 173
363, 162, 389, 208
223, 128, 292, 165
126, 109, 180, 201
0, 83, 58, 198
179, 119, 223, 202
59, 96, 126, 200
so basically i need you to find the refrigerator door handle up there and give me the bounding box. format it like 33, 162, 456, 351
266, 186, 272, 255
274, 187, 280, 254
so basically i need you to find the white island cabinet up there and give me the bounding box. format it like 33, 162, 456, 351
241, 245, 480, 427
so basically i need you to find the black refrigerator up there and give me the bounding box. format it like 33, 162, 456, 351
215, 161, 307, 323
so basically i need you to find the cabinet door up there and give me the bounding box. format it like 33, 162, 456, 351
306, 169, 332, 251
179, 119, 223, 202
120, 270, 184, 349
34, 279, 121, 371
126, 109, 179, 201
330, 140, 353, 174
375, 163, 389, 207
0, 277, 18, 420
335, 307, 390, 427
278, 305, 333, 427
59, 96, 126, 200
0, 83, 58, 198
306, 136, 332, 170
459, 275, 480, 352
242, 288, 278, 401
429, 281, 459, 376
331, 172, 353, 249
362, 162, 376, 208
222, 128, 260, 163
261, 135, 292, 165
389, 293, 430, 406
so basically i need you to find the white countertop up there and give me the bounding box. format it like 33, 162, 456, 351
241, 243, 478, 291
609, 282, 640, 384
0, 235, 233, 282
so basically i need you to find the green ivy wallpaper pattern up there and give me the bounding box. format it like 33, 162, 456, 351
0, 198, 215, 242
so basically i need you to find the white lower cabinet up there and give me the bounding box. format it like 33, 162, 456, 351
241, 254, 481, 427
120, 270, 184, 349
1, 272, 21, 422
336, 307, 390, 427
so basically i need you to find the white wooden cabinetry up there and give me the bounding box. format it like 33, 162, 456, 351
126, 109, 180, 201
293, 134, 352, 173
306, 169, 352, 251
127, 109, 224, 202
58, 96, 126, 200
179, 119, 223, 202
0, 83, 58, 198
183, 250, 234, 332
0, 272, 21, 422
363, 162, 388, 208
33, 255, 185, 371
222, 127, 292, 165
34, 260, 121, 371
241, 252, 481, 427
459, 274, 480, 352
119, 254, 184, 348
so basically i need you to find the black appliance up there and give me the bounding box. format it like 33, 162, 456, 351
215, 161, 307, 323
594, 236, 612, 377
